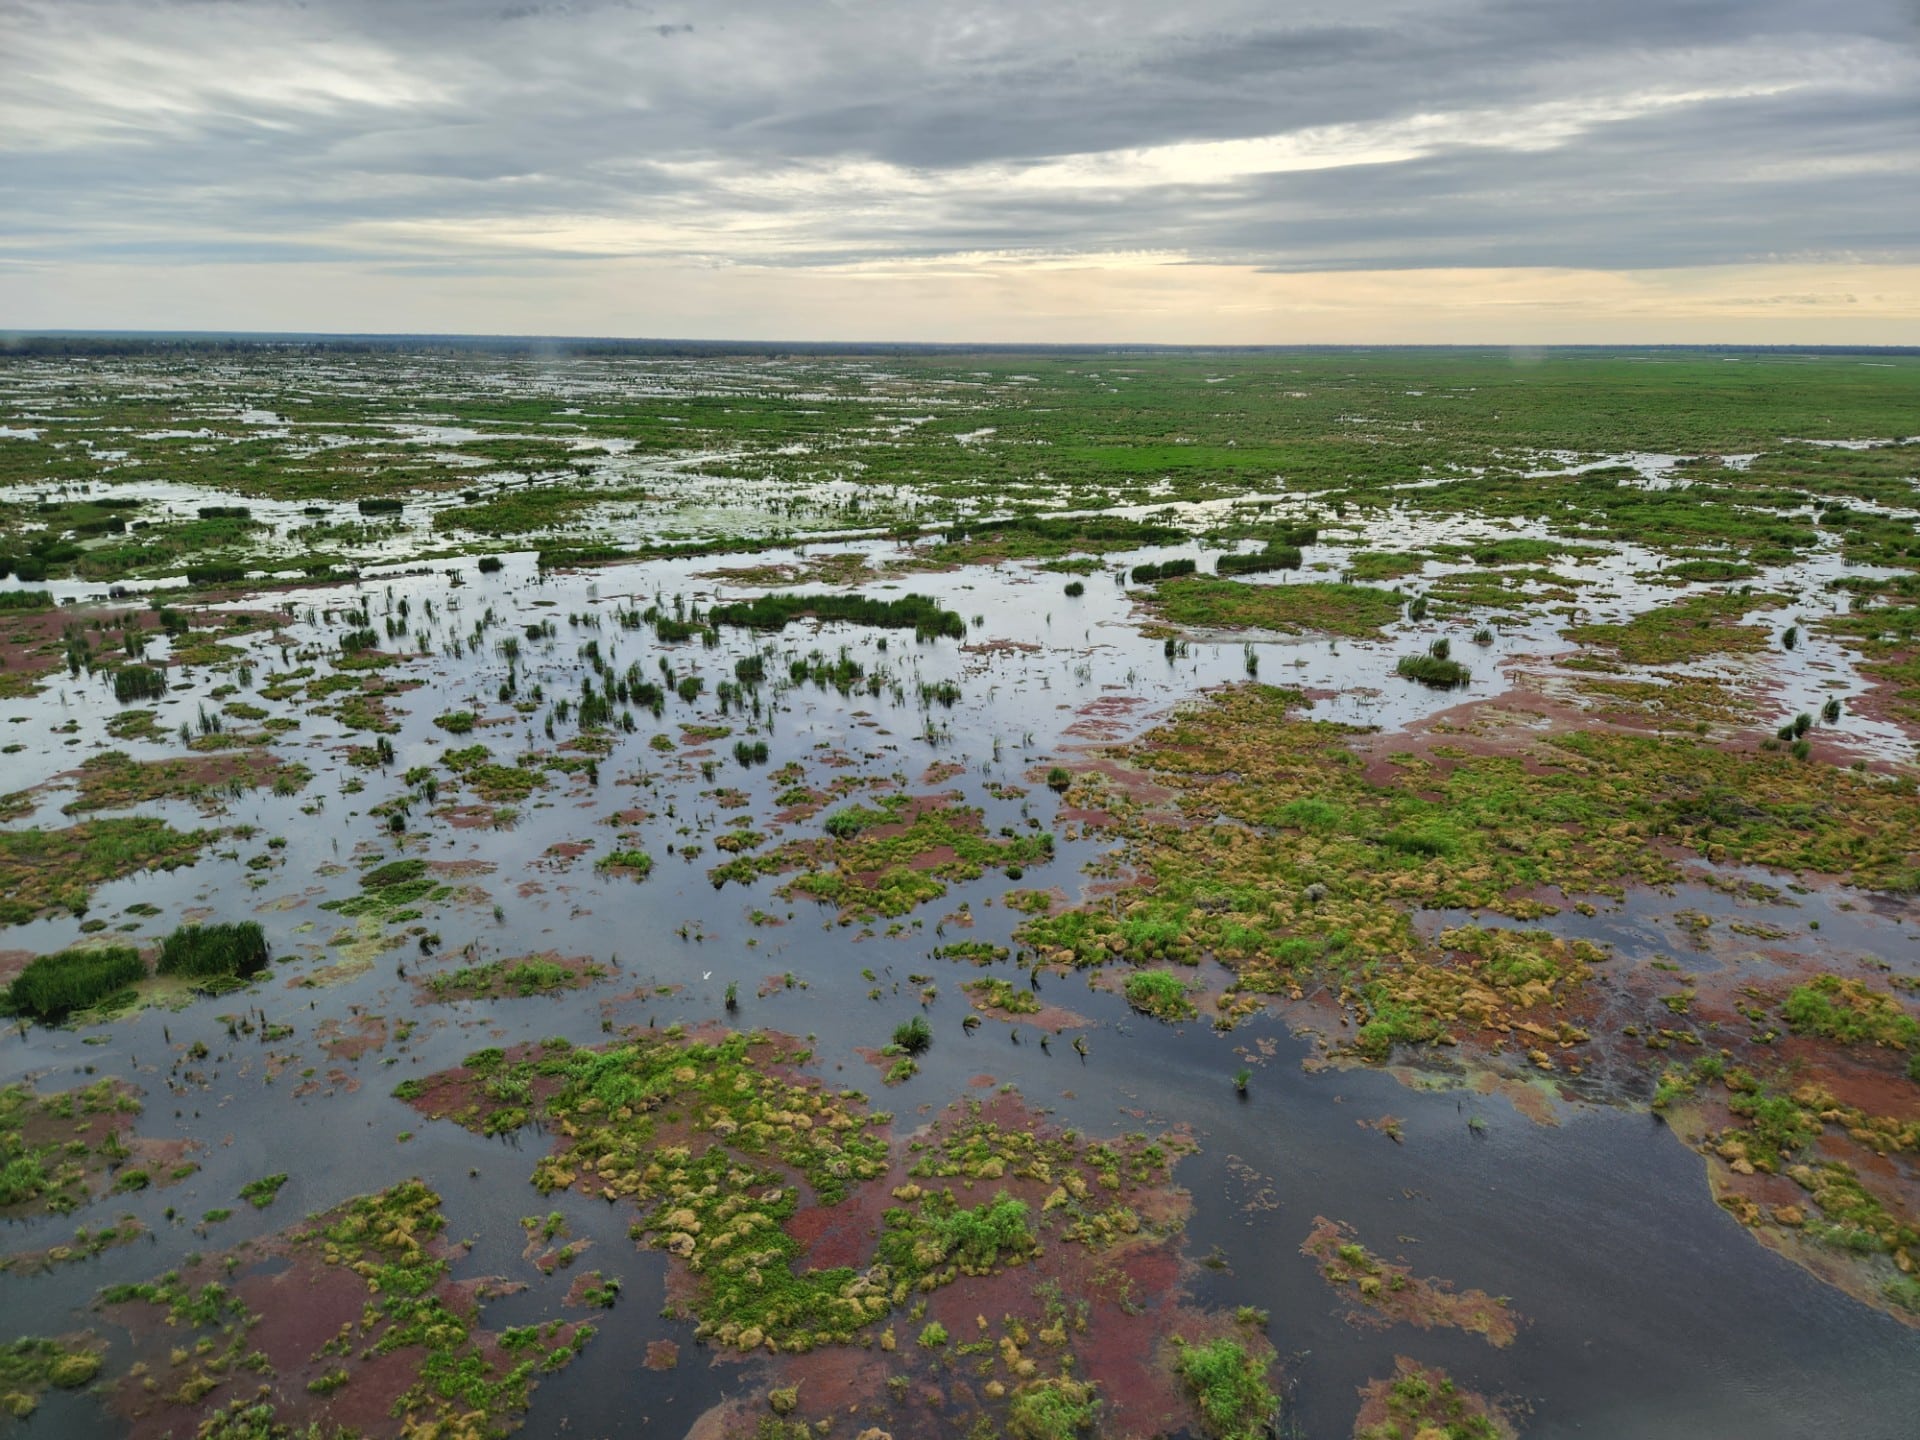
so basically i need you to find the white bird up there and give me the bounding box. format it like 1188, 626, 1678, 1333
702, 971, 713, 981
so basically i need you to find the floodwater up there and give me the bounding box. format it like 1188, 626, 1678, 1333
4, 502, 1919, 1437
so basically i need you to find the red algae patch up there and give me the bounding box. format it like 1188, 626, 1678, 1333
1352, 1356, 1517, 1439
58, 747, 299, 816
1061, 693, 1158, 742
402, 1027, 1268, 1440
714, 1086, 1251, 1440
0, 1078, 178, 1220
1015, 672, 1920, 1322
1304, 1216, 1520, 1348
315, 1012, 387, 1061
97, 1179, 591, 1440
1464, 1070, 1562, 1127
712, 791, 1055, 922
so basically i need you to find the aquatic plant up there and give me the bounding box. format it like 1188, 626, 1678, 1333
1149, 578, 1403, 638
965, 977, 1041, 1015
596, 849, 654, 878
1782, 976, 1919, 1050
1123, 969, 1198, 1020
0, 817, 206, 929
707, 591, 965, 640
1131, 558, 1197, 584
0, 1334, 105, 1417
111, 665, 168, 703
426, 955, 600, 1000
238, 1172, 287, 1208
3, 947, 145, 1021
1007, 1376, 1100, 1439
155, 922, 269, 980
1357, 1359, 1510, 1440
1215, 542, 1303, 576
1173, 1336, 1277, 1440
1394, 653, 1470, 688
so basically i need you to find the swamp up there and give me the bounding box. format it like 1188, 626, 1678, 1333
0, 344, 1917, 1439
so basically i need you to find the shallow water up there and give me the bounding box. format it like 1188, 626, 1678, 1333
4, 386, 1920, 1436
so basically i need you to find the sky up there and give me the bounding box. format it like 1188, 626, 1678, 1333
2, 0, 1917, 343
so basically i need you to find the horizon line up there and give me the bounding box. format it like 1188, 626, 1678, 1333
4, 330, 1918, 357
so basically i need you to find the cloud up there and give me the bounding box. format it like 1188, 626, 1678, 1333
0, 0, 1915, 334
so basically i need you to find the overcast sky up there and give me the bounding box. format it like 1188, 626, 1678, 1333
2, 0, 1917, 341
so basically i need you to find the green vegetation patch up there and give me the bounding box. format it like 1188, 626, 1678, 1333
112, 665, 168, 703
1149, 577, 1403, 638
707, 591, 966, 641
1344, 551, 1429, 582
103, 1178, 593, 1435
1566, 590, 1778, 665
934, 514, 1186, 564
0, 1333, 106, 1418
1173, 1336, 1277, 1440
403, 1031, 890, 1350
0, 818, 207, 924
1006, 1376, 1101, 1440
875, 1190, 1038, 1279
238, 1172, 288, 1209
3, 946, 145, 1021
468, 762, 545, 804
1394, 653, 1471, 689
1661, 1062, 1920, 1298
1356, 1358, 1512, 1440
0, 1078, 144, 1215
424, 954, 605, 1001
322, 858, 450, 921
65, 747, 290, 815
595, 849, 654, 878
965, 977, 1042, 1016
157, 922, 269, 981
403, 1034, 1184, 1357
1304, 1215, 1517, 1346
103, 709, 166, 742
1123, 969, 1198, 1021
435, 485, 651, 535
713, 793, 1054, 921
1782, 976, 1919, 1051
1439, 536, 1604, 568
1021, 683, 1917, 1062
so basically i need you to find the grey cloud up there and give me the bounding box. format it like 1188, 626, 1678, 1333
0, 0, 1915, 280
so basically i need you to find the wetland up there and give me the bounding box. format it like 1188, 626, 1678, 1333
0, 344, 1917, 1439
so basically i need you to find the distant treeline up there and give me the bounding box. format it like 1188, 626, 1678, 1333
6, 334, 1918, 360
